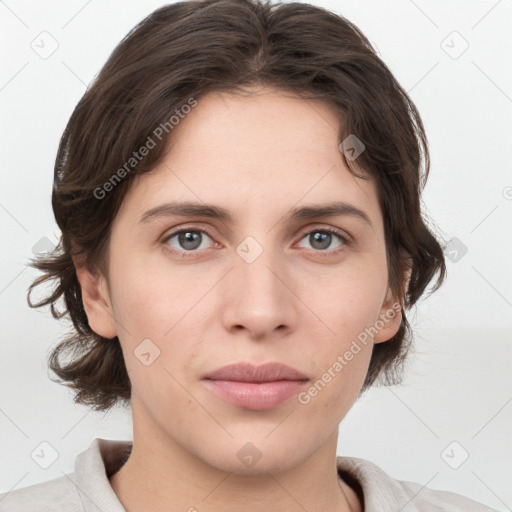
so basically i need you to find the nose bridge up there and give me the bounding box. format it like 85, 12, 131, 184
236, 233, 286, 297
225, 231, 296, 335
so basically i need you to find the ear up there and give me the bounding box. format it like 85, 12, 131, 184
74, 262, 118, 339
373, 255, 412, 344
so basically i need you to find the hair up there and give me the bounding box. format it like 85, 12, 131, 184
27, 0, 447, 413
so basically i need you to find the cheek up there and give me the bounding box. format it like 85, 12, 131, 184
305, 261, 388, 337
107, 252, 208, 374
301, 338, 373, 421
108, 247, 192, 332
300, 265, 386, 403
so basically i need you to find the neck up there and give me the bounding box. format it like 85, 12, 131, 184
109, 428, 361, 512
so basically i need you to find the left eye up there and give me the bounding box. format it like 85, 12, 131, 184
297, 229, 347, 252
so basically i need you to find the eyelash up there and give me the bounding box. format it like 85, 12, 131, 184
161, 225, 351, 259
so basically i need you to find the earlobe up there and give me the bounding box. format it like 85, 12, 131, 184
373, 288, 403, 344
75, 264, 118, 339
374, 257, 412, 344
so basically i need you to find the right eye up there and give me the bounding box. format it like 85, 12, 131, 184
162, 227, 217, 257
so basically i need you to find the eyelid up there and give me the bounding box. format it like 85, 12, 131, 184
161, 224, 216, 244
295, 223, 353, 244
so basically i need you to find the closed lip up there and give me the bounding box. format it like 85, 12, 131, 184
203, 362, 309, 382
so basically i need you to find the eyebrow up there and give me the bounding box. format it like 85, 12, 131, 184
139, 200, 373, 228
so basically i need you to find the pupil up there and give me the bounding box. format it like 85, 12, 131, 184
180, 231, 200, 250
313, 232, 330, 250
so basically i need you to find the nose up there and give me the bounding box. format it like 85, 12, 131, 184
221, 240, 298, 340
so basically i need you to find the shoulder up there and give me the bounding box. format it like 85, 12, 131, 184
336, 456, 499, 512
396, 478, 499, 511
0, 473, 82, 512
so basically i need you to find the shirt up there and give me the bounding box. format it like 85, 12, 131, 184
0, 438, 499, 511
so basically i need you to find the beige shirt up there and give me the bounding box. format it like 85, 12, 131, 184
0, 438, 499, 511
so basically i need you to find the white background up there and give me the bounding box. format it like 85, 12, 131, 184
1, 0, 511, 510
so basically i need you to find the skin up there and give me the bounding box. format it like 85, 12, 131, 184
77, 86, 408, 512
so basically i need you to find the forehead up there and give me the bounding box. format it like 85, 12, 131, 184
117, 86, 382, 230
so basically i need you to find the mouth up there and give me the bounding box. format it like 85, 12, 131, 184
202, 362, 310, 410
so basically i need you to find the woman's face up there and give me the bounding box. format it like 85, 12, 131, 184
82, 86, 402, 474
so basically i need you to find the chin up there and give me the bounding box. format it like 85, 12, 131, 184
190, 436, 315, 476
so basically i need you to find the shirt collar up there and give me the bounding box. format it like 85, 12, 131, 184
74, 438, 131, 512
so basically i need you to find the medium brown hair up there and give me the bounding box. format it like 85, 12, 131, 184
27, 0, 447, 412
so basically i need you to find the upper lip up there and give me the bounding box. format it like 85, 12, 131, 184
203, 362, 309, 383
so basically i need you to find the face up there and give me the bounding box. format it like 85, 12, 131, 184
79, 86, 403, 474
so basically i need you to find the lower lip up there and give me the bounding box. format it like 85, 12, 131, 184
203, 379, 308, 410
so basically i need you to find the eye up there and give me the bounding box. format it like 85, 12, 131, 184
163, 228, 215, 257
162, 225, 350, 259
296, 228, 349, 254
